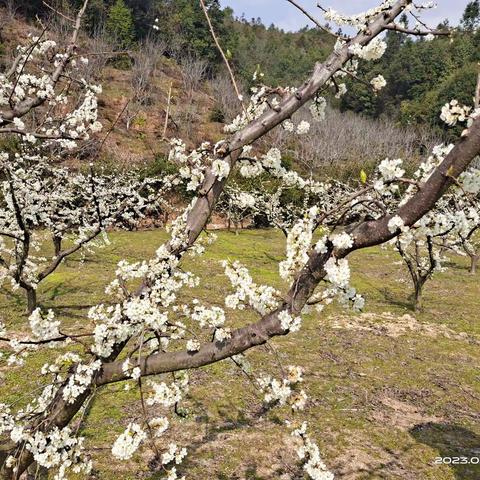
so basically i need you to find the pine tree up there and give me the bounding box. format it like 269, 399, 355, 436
106, 0, 135, 50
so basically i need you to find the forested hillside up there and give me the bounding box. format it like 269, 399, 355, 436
8, 0, 480, 137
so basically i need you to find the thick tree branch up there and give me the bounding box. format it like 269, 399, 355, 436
97, 114, 480, 386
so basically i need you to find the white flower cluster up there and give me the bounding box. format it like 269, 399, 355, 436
18, 426, 92, 480
291, 422, 335, 480
29, 308, 60, 340
348, 38, 387, 61
460, 168, 480, 194
401, 144, 454, 203
370, 74, 387, 92
90, 232, 197, 358
324, 258, 351, 289
147, 373, 189, 408
324, 258, 365, 311
237, 147, 308, 191
279, 206, 318, 280
236, 191, 256, 209
296, 120, 311, 135
186, 338, 201, 352
324, 0, 397, 32
334, 83, 348, 99
168, 139, 207, 191
191, 304, 231, 341
211, 159, 231, 180
0, 156, 163, 300
224, 86, 269, 133
257, 365, 306, 410
223, 260, 280, 315
0, 37, 104, 149
374, 158, 405, 195
331, 232, 354, 250
62, 360, 102, 404
149, 416, 169, 437
161, 443, 188, 466
111, 423, 147, 460
387, 215, 405, 234
440, 100, 471, 127
310, 96, 327, 122
278, 310, 302, 333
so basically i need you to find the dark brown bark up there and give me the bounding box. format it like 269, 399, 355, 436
413, 278, 426, 312
26, 288, 37, 314
53, 236, 62, 257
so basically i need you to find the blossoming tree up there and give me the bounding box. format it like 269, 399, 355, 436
1, 1, 480, 480
450, 192, 480, 274
0, 4, 173, 313
0, 155, 167, 312
391, 186, 480, 310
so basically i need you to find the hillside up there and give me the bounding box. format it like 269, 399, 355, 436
0, 7, 443, 182
8, 0, 480, 137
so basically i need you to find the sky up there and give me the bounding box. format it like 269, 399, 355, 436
220, 1, 469, 32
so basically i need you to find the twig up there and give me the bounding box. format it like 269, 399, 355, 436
42, 1, 75, 23
163, 81, 173, 139
385, 23, 450, 36
199, 0, 244, 108
475, 66, 480, 109
285, 0, 341, 38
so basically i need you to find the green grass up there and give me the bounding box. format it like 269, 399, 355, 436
1, 229, 479, 480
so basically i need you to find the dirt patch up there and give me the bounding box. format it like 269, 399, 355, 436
329, 312, 475, 342
372, 397, 442, 432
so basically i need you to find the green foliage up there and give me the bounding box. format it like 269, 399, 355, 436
106, 0, 135, 50
151, 0, 234, 65
209, 105, 225, 123
462, 0, 480, 30
142, 154, 178, 178
230, 21, 332, 86
341, 30, 479, 136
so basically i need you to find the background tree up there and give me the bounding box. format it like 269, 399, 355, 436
461, 0, 480, 31
106, 0, 135, 50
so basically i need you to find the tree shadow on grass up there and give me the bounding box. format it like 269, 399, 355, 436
410, 422, 480, 479
144, 394, 301, 480
377, 287, 414, 311
0, 286, 24, 308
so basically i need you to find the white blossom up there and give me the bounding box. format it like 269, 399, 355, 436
111, 423, 146, 460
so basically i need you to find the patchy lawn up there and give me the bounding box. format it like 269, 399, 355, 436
0, 229, 479, 480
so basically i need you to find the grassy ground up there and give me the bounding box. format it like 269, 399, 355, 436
0, 229, 479, 480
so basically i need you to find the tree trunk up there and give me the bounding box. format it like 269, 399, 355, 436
53, 235, 62, 257
470, 254, 479, 274
413, 279, 426, 312
26, 287, 37, 314
26, 463, 48, 479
